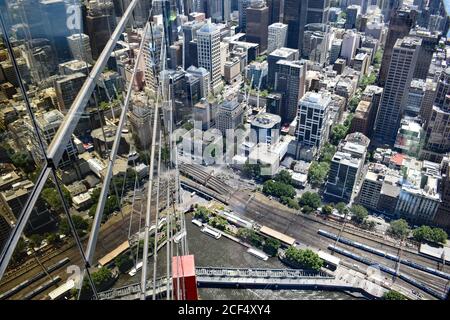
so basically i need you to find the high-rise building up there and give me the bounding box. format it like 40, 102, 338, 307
238, 0, 251, 31
295, 91, 332, 151
267, 0, 282, 24
433, 165, 450, 230
283, 0, 330, 54
186, 66, 211, 99
182, 20, 205, 68
373, 37, 421, 146
250, 113, 281, 145
340, 29, 360, 63
357, 162, 401, 213
395, 158, 441, 224
302, 23, 329, 64
215, 99, 244, 134
143, 24, 164, 93
0, 180, 55, 234
380, 0, 402, 22
128, 92, 154, 149
345, 5, 361, 29
283, 0, 306, 51
305, 0, 330, 26
246, 0, 269, 52
352, 52, 369, 75
378, 7, 417, 86
40, 0, 71, 61
329, 39, 342, 64
160, 69, 191, 125
267, 23, 288, 54
267, 47, 299, 89
85, 1, 116, 60
266, 93, 283, 115
193, 99, 214, 130
197, 22, 222, 93
54, 72, 87, 112
33, 110, 78, 168
405, 78, 436, 118
67, 33, 94, 64
349, 100, 373, 137
422, 100, 450, 163
0, 214, 11, 252
274, 59, 307, 123
409, 28, 440, 80
394, 117, 424, 157
209, 0, 232, 22
420, 67, 450, 162
419, 80, 437, 125
153, 0, 178, 47
325, 133, 370, 203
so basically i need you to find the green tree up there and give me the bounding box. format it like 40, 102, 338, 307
81, 267, 114, 296
237, 228, 263, 248
10, 151, 35, 173
412, 225, 433, 243
242, 162, 261, 180
194, 206, 211, 222
319, 143, 336, 163
11, 238, 28, 265
284, 247, 323, 271
382, 290, 407, 300
388, 219, 410, 240
262, 180, 296, 199
59, 215, 89, 237
45, 233, 61, 246
373, 49, 383, 67
275, 170, 293, 185
209, 216, 227, 231
430, 228, 448, 244
351, 205, 368, 224
161, 146, 170, 163
330, 124, 349, 145
115, 254, 133, 273
335, 202, 349, 215
90, 188, 101, 203
281, 196, 300, 210
28, 234, 43, 249
360, 73, 377, 91
361, 220, 376, 231
307, 161, 330, 186
302, 205, 313, 214
414, 226, 448, 244
322, 205, 333, 216
263, 238, 281, 256
348, 95, 361, 112
41, 187, 71, 212
182, 122, 194, 131
88, 195, 119, 221
343, 114, 354, 127
299, 192, 322, 210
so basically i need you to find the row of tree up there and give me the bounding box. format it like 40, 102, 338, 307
387, 219, 448, 244
308, 142, 337, 186
237, 228, 281, 257
284, 246, 323, 271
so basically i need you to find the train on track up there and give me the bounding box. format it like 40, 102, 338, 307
318, 229, 450, 281
328, 245, 446, 300
0, 257, 70, 300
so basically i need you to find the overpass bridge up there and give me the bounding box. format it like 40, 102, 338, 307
97, 266, 388, 300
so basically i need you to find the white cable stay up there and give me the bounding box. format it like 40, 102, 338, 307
0, 0, 140, 281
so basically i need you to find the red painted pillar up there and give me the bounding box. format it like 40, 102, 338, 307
172, 255, 198, 300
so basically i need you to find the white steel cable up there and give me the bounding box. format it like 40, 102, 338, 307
152, 132, 163, 300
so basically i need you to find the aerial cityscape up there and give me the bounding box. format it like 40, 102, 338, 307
0, 0, 449, 303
